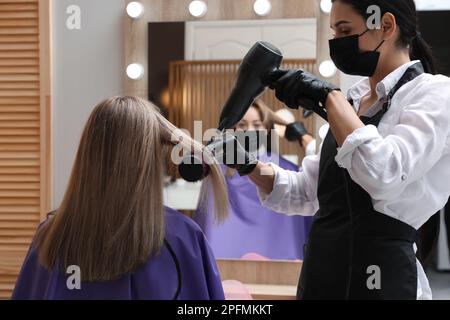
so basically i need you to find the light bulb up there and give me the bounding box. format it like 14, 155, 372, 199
189, 1, 207, 18
320, 0, 332, 13
254, 0, 272, 16
319, 60, 337, 78
126, 2, 144, 19
126, 63, 144, 80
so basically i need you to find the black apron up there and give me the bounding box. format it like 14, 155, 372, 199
298, 63, 425, 300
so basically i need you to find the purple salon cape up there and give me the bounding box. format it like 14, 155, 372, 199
195, 153, 313, 260
12, 207, 224, 300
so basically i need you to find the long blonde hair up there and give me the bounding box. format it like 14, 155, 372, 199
37, 96, 228, 282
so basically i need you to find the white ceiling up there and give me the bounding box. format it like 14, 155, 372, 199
415, 0, 450, 11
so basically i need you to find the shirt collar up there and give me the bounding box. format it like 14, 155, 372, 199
347, 60, 421, 113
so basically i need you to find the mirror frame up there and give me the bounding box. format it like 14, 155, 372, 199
123, 0, 336, 147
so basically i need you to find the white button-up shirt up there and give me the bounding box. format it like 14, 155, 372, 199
258, 61, 450, 300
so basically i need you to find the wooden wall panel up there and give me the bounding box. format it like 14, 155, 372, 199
0, 0, 51, 300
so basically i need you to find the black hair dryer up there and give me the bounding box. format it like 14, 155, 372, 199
178, 41, 283, 182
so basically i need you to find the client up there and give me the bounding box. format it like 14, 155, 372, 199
13, 96, 228, 300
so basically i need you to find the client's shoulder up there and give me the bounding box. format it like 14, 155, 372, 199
164, 206, 204, 237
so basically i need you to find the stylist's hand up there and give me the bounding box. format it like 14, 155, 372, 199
207, 132, 258, 176
268, 69, 340, 119
285, 122, 309, 143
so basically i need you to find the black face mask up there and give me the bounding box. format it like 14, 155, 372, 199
329, 29, 385, 77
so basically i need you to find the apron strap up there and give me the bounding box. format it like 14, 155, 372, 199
360, 62, 425, 125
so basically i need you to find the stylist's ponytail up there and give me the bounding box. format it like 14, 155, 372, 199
410, 33, 437, 75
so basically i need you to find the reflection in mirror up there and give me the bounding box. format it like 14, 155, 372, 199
153, 19, 318, 262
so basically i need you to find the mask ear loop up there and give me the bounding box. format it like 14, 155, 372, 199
359, 28, 385, 52
359, 28, 370, 37
374, 39, 385, 52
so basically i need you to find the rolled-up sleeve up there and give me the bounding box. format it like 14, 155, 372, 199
257, 154, 320, 216
335, 77, 450, 201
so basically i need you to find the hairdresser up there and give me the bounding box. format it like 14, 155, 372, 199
213, 0, 450, 299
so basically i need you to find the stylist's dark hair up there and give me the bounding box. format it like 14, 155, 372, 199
332, 0, 437, 74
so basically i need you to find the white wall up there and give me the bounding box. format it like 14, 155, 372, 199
415, 0, 450, 11
52, 0, 125, 208
185, 19, 317, 60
